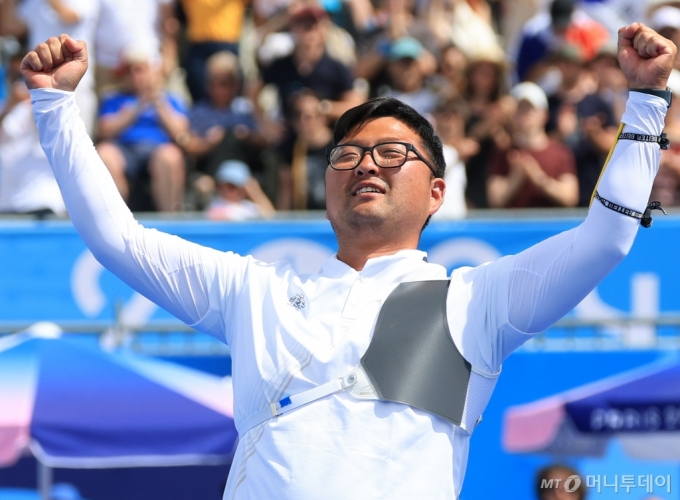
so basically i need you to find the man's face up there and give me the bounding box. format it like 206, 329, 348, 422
207, 70, 238, 107
468, 61, 499, 98
387, 58, 423, 92
441, 47, 467, 84
293, 95, 326, 139
325, 117, 444, 235
514, 99, 547, 135
291, 18, 326, 52
556, 59, 581, 88
126, 61, 156, 94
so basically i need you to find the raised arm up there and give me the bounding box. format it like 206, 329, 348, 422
500, 24, 675, 355
452, 25, 676, 374
21, 35, 244, 342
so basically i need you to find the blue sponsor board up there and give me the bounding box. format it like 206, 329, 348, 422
1, 215, 679, 325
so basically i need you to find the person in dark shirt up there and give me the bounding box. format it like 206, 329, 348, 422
278, 90, 334, 210
257, 6, 363, 126
488, 82, 578, 208
463, 56, 513, 208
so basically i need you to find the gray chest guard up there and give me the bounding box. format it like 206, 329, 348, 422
361, 280, 471, 426
236, 280, 476, 436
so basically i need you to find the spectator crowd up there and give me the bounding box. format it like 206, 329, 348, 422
1, 0, 680, 220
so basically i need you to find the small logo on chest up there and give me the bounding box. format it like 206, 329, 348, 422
288, 294, 306, 310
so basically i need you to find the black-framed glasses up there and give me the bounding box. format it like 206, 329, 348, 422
326, 141, 435, 174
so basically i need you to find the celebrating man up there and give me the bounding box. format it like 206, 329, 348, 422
21, 24, 675, 499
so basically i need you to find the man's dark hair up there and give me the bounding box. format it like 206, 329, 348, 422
332, 97, 446, 180
550, 0, 574, 29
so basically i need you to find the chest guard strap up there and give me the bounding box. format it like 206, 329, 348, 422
237, 280, 472, 436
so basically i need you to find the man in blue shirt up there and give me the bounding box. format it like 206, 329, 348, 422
96, 46, 188, 212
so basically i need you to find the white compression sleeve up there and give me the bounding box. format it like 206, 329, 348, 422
31, 89, 244, 340
500, 93, 666, 360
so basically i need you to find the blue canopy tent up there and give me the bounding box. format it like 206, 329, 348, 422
503, 357, 680, 460
0, 329, 237, 498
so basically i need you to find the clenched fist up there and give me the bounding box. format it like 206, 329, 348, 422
20, 35, 88, 92
618, 23, 677, 90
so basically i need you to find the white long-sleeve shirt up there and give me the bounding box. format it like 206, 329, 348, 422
31, 89, 665, 499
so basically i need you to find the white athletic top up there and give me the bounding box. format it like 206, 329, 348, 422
31, 89, 665, 499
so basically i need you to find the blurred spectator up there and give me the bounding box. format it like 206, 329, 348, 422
180, 52, 258, 167
179, 0, 247, 103
513, 0, 609, 83
279, 91, 334, 210
187, 52, 256, 138
578, 0, 642, 39
488, 82, 578, 208
650, 5, 680, 39
463, 56, 513, 208
206, 160, 275, 221
252, 2, 357, 71
545, 44, 617, 207
381, 37, 440, 116
649, 5, 680, 69
96, 46, 189, 212
588, 44, 627, 122
0, 37, 23, 106
258, 6, 363, 127
432, 98, 472, 219
501, 0, 541, 57
536, 463, 585, 500
0, 0, 99, 133
428, 0, 505, 63
0, 73, 66, 216
434, 44, 468, 100
355, 0, 439, 91
95, 0, 176, 96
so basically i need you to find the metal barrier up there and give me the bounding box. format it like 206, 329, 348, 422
0, 321, 230, 356
3, 316, 680, 354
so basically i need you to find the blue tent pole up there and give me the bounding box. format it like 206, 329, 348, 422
37, 461, 52, 500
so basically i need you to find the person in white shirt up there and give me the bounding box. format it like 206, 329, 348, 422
0, 77, 65, 215
1, 0, 99, 133
20, 26, 675, 499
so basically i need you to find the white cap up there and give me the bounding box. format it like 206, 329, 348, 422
651, 6, 680, 30
510, 82, 549, 110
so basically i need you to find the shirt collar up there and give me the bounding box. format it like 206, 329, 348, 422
318, 249, 428, 278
